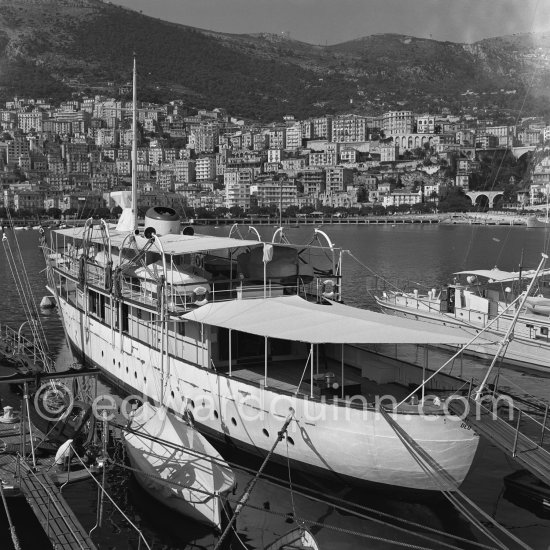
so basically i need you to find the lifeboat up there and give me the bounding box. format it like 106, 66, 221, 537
237, 245, 314, 284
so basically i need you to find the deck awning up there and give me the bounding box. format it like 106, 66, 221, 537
454, 267, 550, 283
181, 295, 476, 344
52, 226, 260, 255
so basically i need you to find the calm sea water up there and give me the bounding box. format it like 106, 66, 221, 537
1, 224, 550, 549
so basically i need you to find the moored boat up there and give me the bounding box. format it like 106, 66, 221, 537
266, 526, 320, 550
123, 402, 235, 529
375, 266, 550, 373
41, 58, 481, 496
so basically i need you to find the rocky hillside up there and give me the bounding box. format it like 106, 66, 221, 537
1, 0, 550, 121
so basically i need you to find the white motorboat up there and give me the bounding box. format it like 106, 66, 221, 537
375, 266, 550, 372
123, 402, 235, 530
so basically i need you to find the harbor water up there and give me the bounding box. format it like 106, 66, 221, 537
1, 223, 550, 549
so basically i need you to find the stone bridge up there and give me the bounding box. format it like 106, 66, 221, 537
465, 191, 504, 208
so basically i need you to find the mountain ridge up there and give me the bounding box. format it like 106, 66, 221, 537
1, 0, 550, 121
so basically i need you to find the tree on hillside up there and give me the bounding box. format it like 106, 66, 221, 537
438, 187, 471, 212
229, 205, 245, 218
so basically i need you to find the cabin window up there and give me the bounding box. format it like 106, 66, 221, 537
89, 291, 97, 315
99, 294, 106, 321
541, 327, 549, 337
121, 303, 129, 332
176, 321, 186, 337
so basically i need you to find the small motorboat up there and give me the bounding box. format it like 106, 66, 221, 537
265, 527, 320, 550
123, 403, 235, 530
49, 438, 100, 485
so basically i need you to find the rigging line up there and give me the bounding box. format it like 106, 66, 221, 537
68, 445, 152, 550
493, 224, 513, 267
396, 429, 508, 550
0, 475, 21, 550
2, 237, 49, 366
281, 431, 468, 550
382, 414, 509, 550
109, 421, 497, 550
214, 411, 294, 550
224, 496, 475, 550
347, 248, 508, 332
380, 407, 532, 550
496, 373, 550, 410
6, 224, 51, 355
3, 216, 46, 339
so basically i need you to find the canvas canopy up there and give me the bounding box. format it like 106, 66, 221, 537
454, 267, 550, 284
181, 295, 476, 344
53, 226, 260, 255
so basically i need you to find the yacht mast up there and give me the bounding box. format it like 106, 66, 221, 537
131, 54, 138, 232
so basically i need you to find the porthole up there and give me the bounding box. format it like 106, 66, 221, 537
134, 372, 137, 379
231, 417, 237, 426
262, 428, 269, 437
287, 436, 295, 446
214, 410, 219, 419
171, 391, 175, 399
126, 366, 128, 373
118, 362, 121, 368
101, 351, 104, 357
144, 377, 147, 384
112, 358, 115, 365
189, 400, 195, 409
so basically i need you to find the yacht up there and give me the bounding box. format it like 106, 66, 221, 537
40, 59, 480, 493
375, 266, 550, 373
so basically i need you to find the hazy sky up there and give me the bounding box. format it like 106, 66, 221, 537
111, 0, 550, 45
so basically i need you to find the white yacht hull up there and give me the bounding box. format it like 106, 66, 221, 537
376, 298, 550, 373
58, 295, 479, 491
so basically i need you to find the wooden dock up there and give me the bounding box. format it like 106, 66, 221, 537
0, 416, 97, 550
449, 396, 550, 486
19, 464, 97, 550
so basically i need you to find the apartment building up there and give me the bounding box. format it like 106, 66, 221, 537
6, 137, 30, 164
268, 127, 286, 149
311, 116, 332, 140
332, 115, 367, 143
309, 151, 337, 167
17, 111, 45, 133
383, 111, 415, 135
225, 180, 251, 210
380, 144, 399, 162
484, 125, 515, 147
174, 159, 196, 185
325, 167, 353, 193
285, 123, 302, 150
382, 191, 422, 208
196, 156, 217, 181
416, 115, 435, 134
13, 190, 44, 212
301, 168, 326, 196
254, 179, 297, 210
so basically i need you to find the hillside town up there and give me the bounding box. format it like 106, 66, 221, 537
1, 94, 550, 219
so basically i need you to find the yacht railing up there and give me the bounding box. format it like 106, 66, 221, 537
0, 322, 42, 365
48, 248, 326, 312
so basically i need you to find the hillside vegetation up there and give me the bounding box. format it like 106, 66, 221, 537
1, 0, 550, 120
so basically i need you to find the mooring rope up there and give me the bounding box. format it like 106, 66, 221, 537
214, 410, 294, 550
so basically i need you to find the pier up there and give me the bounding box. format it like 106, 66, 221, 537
449, 392, 550, 486
0, 425, 97, 550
